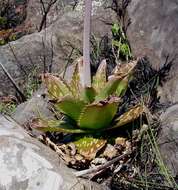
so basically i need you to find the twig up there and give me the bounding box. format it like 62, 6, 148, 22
0, 61, 26, 102
8, 43, 27, 76
49, 35, 54, 73
38, 0, 58, 32
72, 0, 79, 10
41, 136, 65, 157
66, 41, 82, 55
74, 150, 130, 177
42, 36, 47, 74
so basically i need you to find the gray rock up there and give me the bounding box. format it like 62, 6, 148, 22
158, 104, 178, 177
8, 66, 108, 190
0, 115, 106, 190
25, 0, 113, 32
12, 65, 75, 125
12, 87, 53, 124
126, 0, 178, 177
25, 0, 81, 32
127, 0, 178, 103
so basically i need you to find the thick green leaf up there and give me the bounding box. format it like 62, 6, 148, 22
116, 76, 129, 97
92, 59, 107, 93
78, 98, 119, 130
42, 74, 72, 99
95, 60, 137, 101
55, 96, 86, 122
74, 136, 107, 160
81, 87, 96, 103
109, 105, 143, 129
32, 118, 87, 133
95, 77, 122, 101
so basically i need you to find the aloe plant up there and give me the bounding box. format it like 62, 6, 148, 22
32, 1, 143, 160
33, 59, 143, 159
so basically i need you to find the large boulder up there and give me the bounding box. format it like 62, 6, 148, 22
126, 0, 178, 177
12, 87, 52, 124
12, 65, 75, 125
127, 0, 178, 103
158, 104, 178, 177
0, 115, 107, 190
25, 0, 78, 32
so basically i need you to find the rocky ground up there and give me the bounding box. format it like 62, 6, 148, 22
0, 0, 178, 190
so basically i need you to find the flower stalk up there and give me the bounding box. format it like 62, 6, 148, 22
83, 0, 92, 87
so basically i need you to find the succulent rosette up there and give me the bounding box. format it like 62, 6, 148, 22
34, 59, 143, 159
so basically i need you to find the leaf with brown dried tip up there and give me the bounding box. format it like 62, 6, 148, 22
42, 73, 72, 99
74, 136, 107, 160
95, 60, 137, 101
110, 105, 144, 129
111, 59, 137, 80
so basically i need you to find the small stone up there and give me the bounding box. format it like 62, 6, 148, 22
75, 154, 84, 161
103, 144, 118, 159
68, 143, 76, 156
91, 158, 107, 167
125, 141, 132, 151
115, 137, 126, 147
63, 155, 74, 165
70, 159, 76, 165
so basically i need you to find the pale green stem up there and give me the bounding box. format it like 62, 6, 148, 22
83, 0, 92, 87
